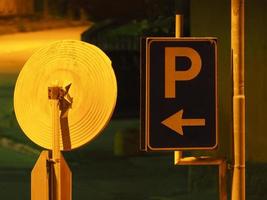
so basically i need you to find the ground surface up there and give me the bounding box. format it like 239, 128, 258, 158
0, 17, 91, 35
0, 25, 89, 73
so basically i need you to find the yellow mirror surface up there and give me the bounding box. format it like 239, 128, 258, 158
14, 40, 117, 150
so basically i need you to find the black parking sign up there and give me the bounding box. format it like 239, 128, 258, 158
141, 37, 218, 151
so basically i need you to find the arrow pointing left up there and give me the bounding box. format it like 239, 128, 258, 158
161, 109, 206, 136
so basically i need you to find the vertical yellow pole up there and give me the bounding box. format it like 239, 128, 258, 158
175, 15, 183, 38
231, 0, 245, 200
174, 14, 183, 164
50, 89, 61, 200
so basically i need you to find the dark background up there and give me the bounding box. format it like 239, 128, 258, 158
0, 0, 267, 199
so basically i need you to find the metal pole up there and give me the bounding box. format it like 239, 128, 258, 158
231, 0, 245, 200
175, 15, 183, 38
49, 86, 62, 200
173, 14, 227, 200
174, 14, 183, 164
51, 99, 61, 200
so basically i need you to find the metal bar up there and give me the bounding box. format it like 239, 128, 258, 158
174, 151, 183, 164
175, 157, 227, 200
50, 86, 62, 200
231, 0, 245, 199
174, 14, 183, 165
175, 14, 183, 38
175, 156, 223, 166
51, 100, 61, 200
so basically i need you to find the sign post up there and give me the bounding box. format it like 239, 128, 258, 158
174, 14, 183, 162
14, 40, 117, 200
141, 15, 227, 200
231, 0, 246, 199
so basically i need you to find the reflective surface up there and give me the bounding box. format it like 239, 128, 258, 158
14, 40, 117, 150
